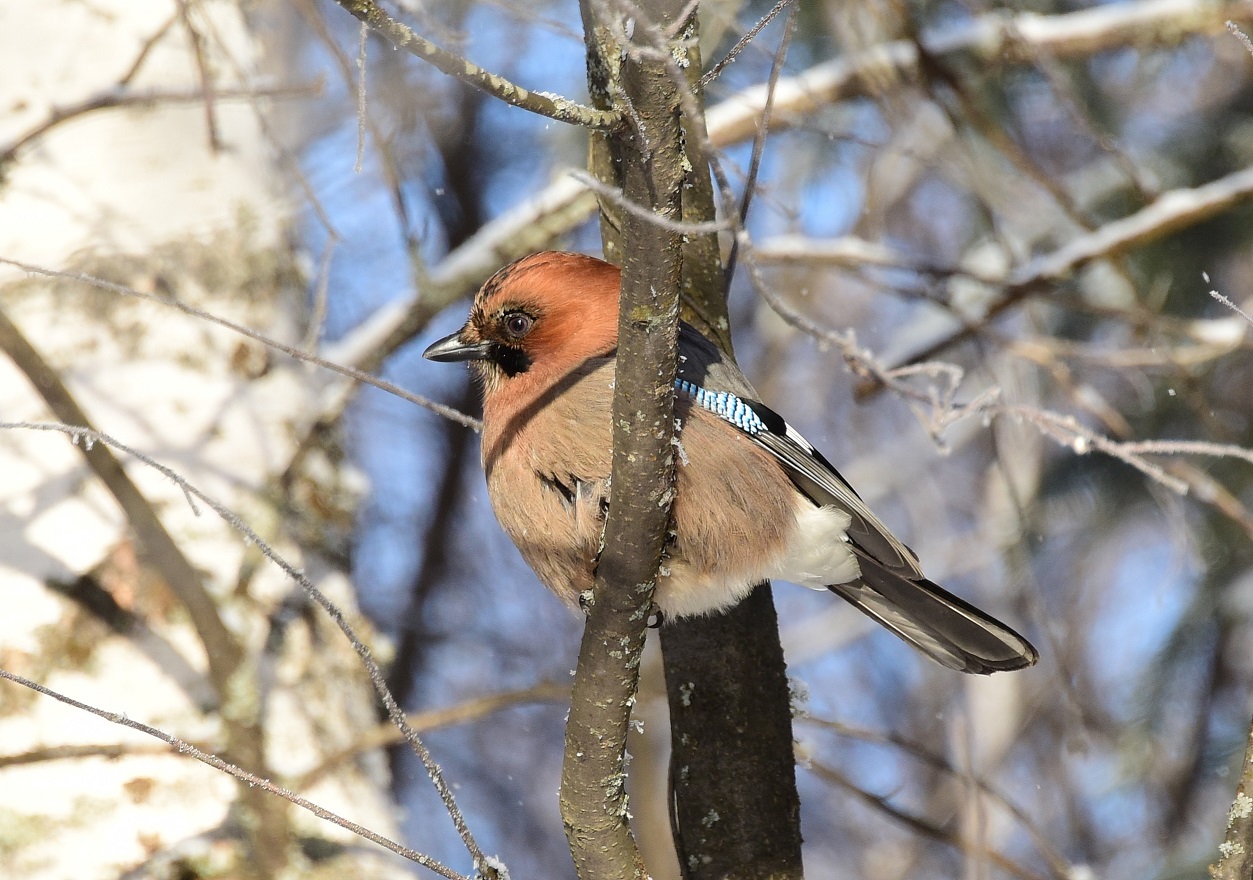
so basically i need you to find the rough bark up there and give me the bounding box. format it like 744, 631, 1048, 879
655, 16, 806, 880
570, 2, 805, 878
560, 3, 687, 878
1210, 709, 1253, 880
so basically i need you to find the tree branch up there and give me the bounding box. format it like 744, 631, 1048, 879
0, 308, 295, 876
331, 0, 621, 130
559, 3, 687, 877
1, 419, 498, 878
0, 308, 244, 701
884, 164, 1253, 373
319, 0, 1250, 378
1211, 711, 1253, 879
705, 0, 1253, 145
0, 83, 321, 173
0, 669, 469, 880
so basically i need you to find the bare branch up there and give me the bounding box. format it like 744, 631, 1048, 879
0, 668, 470, 880
880, 164, 1253, 371
177, 0, 222, 152
118, 12, 179, 87
331, 0, 620, 129
1210, 289, 1253, 327
806, 759, 1048, 880
705, 0, 1253, 145
1228, 18, 1253, 55
0, 742, 193, 770
0, 258, 482, 430
803, 716, 1076, 879
355, 21, 368, 173
1210, 712, 1253, 880
0, 83, 321, 171
755, 233, 1002, 280
724, 0, 797, 289
1012, 166, 1253, 285
320, 0, 1250, 373
700, 0, 794, 86
297, 682, 571, 789
0, 421, 498, 878
0, 308, 244, 699
570, 170, 730, 234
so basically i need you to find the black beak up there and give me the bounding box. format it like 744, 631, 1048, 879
423, 331, 492, 363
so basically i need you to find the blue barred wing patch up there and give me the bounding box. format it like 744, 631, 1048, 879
675, 379, 767, 436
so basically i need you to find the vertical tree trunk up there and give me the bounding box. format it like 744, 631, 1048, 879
661, 588, 804, 880
576, 2, 805, 877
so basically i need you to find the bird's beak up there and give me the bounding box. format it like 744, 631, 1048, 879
423, 330, 492, 362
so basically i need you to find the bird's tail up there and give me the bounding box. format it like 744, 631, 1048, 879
829, 551, 1038, 674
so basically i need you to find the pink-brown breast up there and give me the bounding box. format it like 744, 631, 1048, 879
480, 358, 797, 615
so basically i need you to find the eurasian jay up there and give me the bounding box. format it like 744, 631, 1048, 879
424, 251, 1038, 674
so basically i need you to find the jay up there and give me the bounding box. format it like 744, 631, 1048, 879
424, 251, 1037, 674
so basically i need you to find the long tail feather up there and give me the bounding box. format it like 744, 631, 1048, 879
830, 552, 1038, 674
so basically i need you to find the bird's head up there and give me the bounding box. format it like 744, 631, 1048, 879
423, 252, 621, 394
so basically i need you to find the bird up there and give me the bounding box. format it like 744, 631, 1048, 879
423, 251, 1038, 674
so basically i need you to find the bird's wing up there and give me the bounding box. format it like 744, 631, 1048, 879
740, 402, 924, 577
675, 324, 921, 577
675, 326, 1037, 672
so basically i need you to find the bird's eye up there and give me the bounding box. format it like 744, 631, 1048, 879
503, 311, 534, 339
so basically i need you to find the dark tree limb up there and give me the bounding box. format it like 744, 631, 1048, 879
661, 588, 803, 880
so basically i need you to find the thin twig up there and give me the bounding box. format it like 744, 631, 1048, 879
724, 1, 796, 290
297, 682, 570, 789
289, 0, 410, 239
355, 21, 368, 174
806, 759, 1047, 880
0, 258, 482, 431
802, 716, 1077, 880
0, 668, 469, 880
177, 0, 222, 152
1211, 289, 1253, 327
570, 171, 730, 235
303, 237, 338, 354
0, 84, 321, 170
0, 742, 196, 769
119, 12, 180, 87
700, 0, 794, 86
1228, 19, 1253, 56
882, 164, 1253, 371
